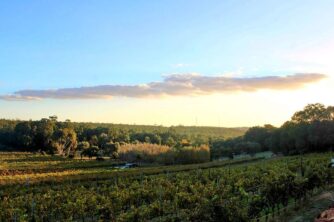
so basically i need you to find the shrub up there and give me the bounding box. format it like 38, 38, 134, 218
118, 143, 210, 165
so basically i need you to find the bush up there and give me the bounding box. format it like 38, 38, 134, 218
118, 143, 210, 165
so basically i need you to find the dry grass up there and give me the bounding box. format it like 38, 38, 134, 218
119, 143, 171, 155
118, 143, 210, 164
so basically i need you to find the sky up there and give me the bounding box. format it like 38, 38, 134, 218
0, 0, 334, 127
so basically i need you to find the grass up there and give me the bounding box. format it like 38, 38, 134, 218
0, 152, 264, 185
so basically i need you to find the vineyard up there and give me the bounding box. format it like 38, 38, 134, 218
0, 152, 333, 221
1, 0, 333, 220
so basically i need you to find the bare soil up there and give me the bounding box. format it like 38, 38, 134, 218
280, 191, 334, 222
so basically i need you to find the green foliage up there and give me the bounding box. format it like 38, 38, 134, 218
104, 142, 120, 159
211, 103, 334, 159
81, 145, 99, 159
0, 118, 246, 156
0, 117, 78, 156
291, 103, 334, 123
0, 152, 331, 221
244, 125, 276, 151
77, 141, 90, 150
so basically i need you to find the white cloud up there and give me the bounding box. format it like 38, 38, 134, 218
0, 73, 326, 101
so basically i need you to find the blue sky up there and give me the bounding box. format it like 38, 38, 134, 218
1, 1, 334, 126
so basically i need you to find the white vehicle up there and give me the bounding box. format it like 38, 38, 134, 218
120, 163, 139, 169
114, 163, 139, 169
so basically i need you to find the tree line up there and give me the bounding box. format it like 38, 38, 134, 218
210, 103, 334, 159
1, 103, 334, 160
0, 117, 242, 159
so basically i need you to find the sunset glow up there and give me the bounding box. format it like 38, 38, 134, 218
1, 0, 333, 127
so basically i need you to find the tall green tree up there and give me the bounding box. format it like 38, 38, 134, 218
291, 103, 332, 123
50, 127, 77, 156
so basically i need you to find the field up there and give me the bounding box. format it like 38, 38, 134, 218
0, 152, 332, 221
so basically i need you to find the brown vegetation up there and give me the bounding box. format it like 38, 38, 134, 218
118, 143, 210, 164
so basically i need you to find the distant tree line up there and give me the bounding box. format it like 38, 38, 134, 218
0, 117, 243, 159
2, 103, 333, 160
210, 103, 334, 159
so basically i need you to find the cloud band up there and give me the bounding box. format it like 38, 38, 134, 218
0, 73, 326, 101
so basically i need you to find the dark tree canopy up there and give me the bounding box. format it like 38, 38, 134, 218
291, 103, 334, 123
0, 116, 245, 158
211, 103, 334, 159
2, 103, 334, 159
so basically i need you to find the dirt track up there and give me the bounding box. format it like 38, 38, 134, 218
283, 191, 334, 222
